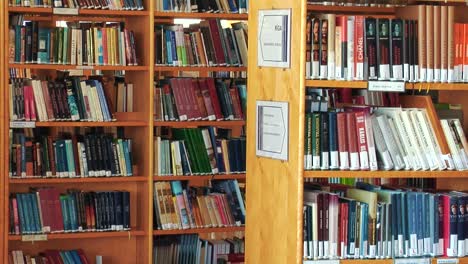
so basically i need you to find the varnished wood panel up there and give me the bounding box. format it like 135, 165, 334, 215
0, 1, 4, 262
246, 1, 307, 264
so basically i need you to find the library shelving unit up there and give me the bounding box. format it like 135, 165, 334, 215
1, 2, 154, 263
246, 1, 468, 264
151, 7, 248, 259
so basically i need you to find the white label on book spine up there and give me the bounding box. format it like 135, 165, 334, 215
439, 238, 445, 255
319, 241, 324, 258
392, 65, 403, 80
398, 235, 404, 256
324, 241, 329, 258
312, 156, 321, 170
53, 8, 79, 15
410, 234, 418, 256
339, 152, 349, 170
10, 121, 36, 128
388, 241, 393, 257
304, 241, 308, 258
381, 150, 394, 170
394, 258, 431, 264
405, 240, 410, 257
448, 234, 458, 256
379, 64, 390, 80
404, 64, 410, 81
437, 259, 459, 264
307, 241, 313, 258
434, 69, 441, 82
340, 242, 345, 258
359, 151, 369, 170
457, 241, 465, 257
320, 66, 327, 79
350, 242, 355, 254
418, 239, 423, 255
313, 240, 318, 259
321, 152, 329, 170
349, 152, 360, 170
369, 245, 376, 258
312, 62, 320, 79
465, 238, 468, 255
362, 240, 368, 258
368, 81, 406, 92
463, 65, 468, 81
420, 68, 427, 82
330, 242, 337, 258
448, 69, 455, 83
328, 58, 335, 80
330, 151, 339, 169
427, 69, 434, 82
441, 69, 448, 83
423, 237, 430, 254
355, 62, 364, 80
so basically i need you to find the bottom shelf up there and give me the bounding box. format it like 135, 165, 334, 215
304, 258, 468, 264
8, 230, 146, 241
153, 226, 245, 235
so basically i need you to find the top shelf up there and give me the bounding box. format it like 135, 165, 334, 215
305, 80, 468, 91
154, 11, 248, 20
307, 4, 397, 14
8, 6, 149, 16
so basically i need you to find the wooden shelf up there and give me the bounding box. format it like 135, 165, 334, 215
30, 121, 148, 127
153, 226, 244, 235
154, 11, 248, 20
8, 230, 146, 241
9, 63, 148, 71
411, 82, 468, 91
155, 66, 247, 72
154, 120, 245, 127
307, 4, 396, 14
305, 80, 414, 89
153, 174, 246, 181
8, 6, 148, 16
9, 176, 148, 184
304, 170, 468, 178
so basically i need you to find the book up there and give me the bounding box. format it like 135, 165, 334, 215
9, 249, 90, 264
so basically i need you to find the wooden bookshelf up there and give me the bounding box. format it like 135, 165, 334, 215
154, 11, 248, 20
154, 120, 245, 127
153, 174, 246, 181
8, 63, 148, 71
304, 170, 468, 178
9, 176, 148, 184
153, 226, 244, 235
8, 6, 149, 16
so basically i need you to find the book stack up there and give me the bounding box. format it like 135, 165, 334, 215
54, 0, 144, 9
115, 79, 134, 112
155, 0, 248, 13
9, 189, 131, 234
153, 180, 245, 230
303, 183, 468, 259
307, 0, 406, 7
8, 19, 138, 66
154, 127, 246, 175
304, 106, 465, 172
154, 20, 248, 67
153, 235, 245, 264
9, 78, 115, 122
154, 78, 246, 121
307, 8, 468, 83
10, 249, 89, 264
440, 119, 468, 171
9, 129, 134, 178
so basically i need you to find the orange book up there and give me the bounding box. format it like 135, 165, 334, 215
455, 23, 461, 82
418, 5, 427, 81
441, 6, 448, 82
447, 6, 455, 82
464, 24, 468, 82
433, 6, 441, 82
426, 5, 434, 82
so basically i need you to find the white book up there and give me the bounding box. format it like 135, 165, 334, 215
410, 110, 443, 170
171, 141, 183, 175
376, 115, 405, 170
327, 14, 336, 80
399, 111, 430, 170
387, 117, 411, 170
419, 110, 452, 170
347, 17, 355, 81
31, 80, 47, 121
372, 115, 394, 170
71, 28, 77, 65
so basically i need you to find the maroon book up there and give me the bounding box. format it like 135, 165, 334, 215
205, 78, 224, 120
208, 20, 227, 65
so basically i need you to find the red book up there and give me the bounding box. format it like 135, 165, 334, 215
24, 85, 31, 121
354, 16, 365, 80
183, 78, 202, 120
346, 112, 360, 170
192, 79, 208, 119
25, 141, 34, 176
337, 89, 352, 104
442, 194, 450, 257
51, 189, 64, 232
38, 189, 51, 233
464, 24, 468, 81
205, 78, 224, 120
47, 136, 56, 176
229, 85, 244, 120
102, 28, 109, 65
354, 111, 369, 170
77, 249, 90, 264
207, 20, 227, 65
214, 194, 228, 226
337, 112, 349, 170
12, 197, 20, 234
41, 81, 54, 121
168, 79, 188, 121
198, 80, 216, 121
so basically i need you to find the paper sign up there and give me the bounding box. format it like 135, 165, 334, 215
303, 260, 340, 264
22, 234, 48, 242
257, 9, 291, 68
53, 8, 79, 15
10, 121, 36, 128
368, 81, 406, 92
256, 100, 288, 160
437, 259, 459, 264
394, 258, 431, 264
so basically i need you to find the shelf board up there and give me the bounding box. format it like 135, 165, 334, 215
30, 121, 148, 127
153, 226, 244, 235
8, 6, 148, 16
9, 230, 146, 241
307, 4, 396, 14
306, 80, 368, 89
411, 82, 468, 91
154, 120, 245, 127
9, 176, 148, 184
9, 63, 148, 71
155, 66, 247, 72
304, 170, 468, 178
154, 11, 248, 20
154, 174, 246, 181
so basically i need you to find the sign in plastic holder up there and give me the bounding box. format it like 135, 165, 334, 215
10, 121, 36, 128
21, 234, 48, 242
53, 8, 79, 15
368, 81, 406, 92
303, 260, 340, 264
394, 258, 431, 264
437, 259, 459, 264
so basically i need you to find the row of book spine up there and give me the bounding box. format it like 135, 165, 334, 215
155, 0, 248, 14
9, 0, 144, 9
303, 183, 468, 259
154, 77, 246, 122
306, 7, 468, 83
153, 234, 244, 264
153, 180, 245, 230
307, 0, 406, 7
9, 130, 134, 178
154, 129, 245, 176
10, 78, 114, 122
155, 20, 248, 67
10, 249, 89, 264
9, 189, 131, 235
9, 20, 138, 66
304, 106, 468, 172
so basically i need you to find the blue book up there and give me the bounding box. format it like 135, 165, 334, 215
214, 140, 226, 173
407, 192, 417, 256
37, 28, 50, 63
230, 180, 246, 222
65, 140, 75, 176
346, 199, 357, 256
68, 195, 78, 231
54, 141, 62, 176
16, 194, 28, 234
23, 194, 35, 233
14, 26, 22, 63
69, 250, 83, 264
60, 195, 70, 232
401, 192, 409, 256
165, 30, 173, 65
29, 193, 42, 233
226, 0, 238, 12
122, 191, 130, 230
94, 81, 112, 121
416, 193, 424, 255
361, 202, 369, 258
162, 0, 169, 11
170, 31, 178, 65
122, 140, 133, 176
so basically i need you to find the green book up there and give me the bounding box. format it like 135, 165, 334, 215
62, 27, 69, 64
311, 113, 321, 170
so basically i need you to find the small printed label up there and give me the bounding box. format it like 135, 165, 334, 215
53, 8, 79, 15
394, 258, 431, 264
21, 234, 48, 242
368, 81, 406, 92
76, 65, 94, 70
303, 260, 340, 264
436, 259, 459, 264
10, 121, 36, 128
68, 69, 84, 76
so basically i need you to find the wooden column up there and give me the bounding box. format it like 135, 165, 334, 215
246, 1, 307, 264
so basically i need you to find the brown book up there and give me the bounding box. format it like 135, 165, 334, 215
184, 33, 195, 66
419, 5, 427, 81
192, 79, 208, 119
154, 87, 163, 121
441, 6, 448, 82
426, 5, 434, 82
434, 6, 441, 82
168, 78, 187, 121
197, 196, 212, 227
337, 112, 349, 170
183, 78, 202, 120
198, 80, 216, 121
306, 18, 312, 78
311, 18, 320, 79
448, 6, 455, 82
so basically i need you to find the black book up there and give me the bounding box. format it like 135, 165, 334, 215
208, 0, 219, 12
84, 135, 95, 175
95, 135, 104, 175
71, 77, 86, 120
365, 18, 378, 80
377, 18, 390, 80
390, 19, 404, 80
100, 135, 111, 176
320, 112, 329, 170
108, 192, 115, 230
25, 22, 33, 63
114, 191, 123, 230
155, 25, 163, 65
123, 191, 131, 230
32, 21, 39, 63
197, 0, 211, 12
